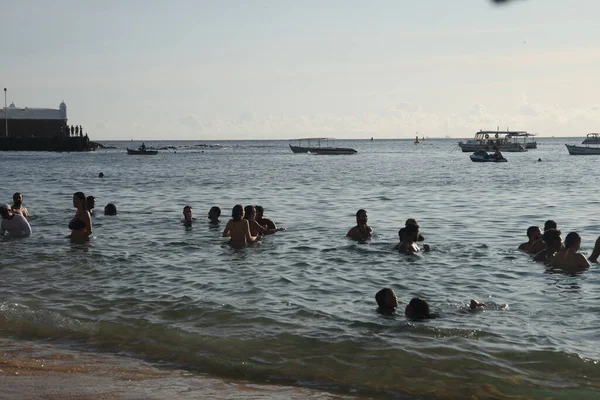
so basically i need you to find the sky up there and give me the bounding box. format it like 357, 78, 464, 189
2, 0, 599, 140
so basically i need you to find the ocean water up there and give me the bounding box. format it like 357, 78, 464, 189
1, 137, 599, 399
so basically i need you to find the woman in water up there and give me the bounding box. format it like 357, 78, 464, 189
222, 204, 257, 248
69, 192, 92, 241
11, 192, 30, 219
243, 205, 285, 237
550, 232, 590, 270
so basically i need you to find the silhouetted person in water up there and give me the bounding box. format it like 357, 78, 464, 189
375, 288, 398, 314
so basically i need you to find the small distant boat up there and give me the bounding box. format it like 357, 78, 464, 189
127, 143, 158, 155
565, 144, 600, 155
582, 133, 600, 144
470, 150, 507, 162
414, 135, 420, 144
289, 138, 357, 155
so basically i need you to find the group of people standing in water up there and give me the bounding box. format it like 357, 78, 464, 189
346, 208, 430, 254
342, 211, 598, 319
180, 203, 286, 248
0, 191, 117, 241
518, 219, 600, 269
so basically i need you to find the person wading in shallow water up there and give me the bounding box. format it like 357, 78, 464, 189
11, 192, 30, 219
222, 204, 257, 248
519, 226, 542, 252
0, 204, 31, 237
69, 192, 92, 241
346, 209, 372, 241
550, 232, 590, 270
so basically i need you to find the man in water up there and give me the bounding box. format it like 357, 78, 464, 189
346, 209, 372, 241
182, 206, 195, 225
255, 206, 276, 230
397, 224, 429, 253
533, 229, 562, 263
518, 226, 542, 252
86, 196, 96, 215
11, 192, 30, 219
208, 206, 221, 224
528, 220, 558, 254
551, 232, 590, 270
0, 204, 32, 237
375, 288, 398, 314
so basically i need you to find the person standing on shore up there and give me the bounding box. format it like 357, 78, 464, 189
0, 204, 32, 237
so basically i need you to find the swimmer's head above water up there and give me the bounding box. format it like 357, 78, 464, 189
208, 206, 221, 222
104, 203, 117, 216
564, 232, 581, 250
355, 209, 368, 225
0, 204, 12, 218
375, 288, 398, 313
405, 297, 434, 320
12, 192, 23, 206
544, 220, 557, 232
244, 205, 256, 221
86, 196, 95, 211
527, 226, 542, 241
73, 192, 86, 210
232, 204, 244, 221
183, 205, 193, 222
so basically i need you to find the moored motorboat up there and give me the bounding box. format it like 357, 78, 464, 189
127, 143, 158, 155
565, 144, 600, 155
458, 130, 533, 152
470, 150, 507, 162
289, 138, 357, 155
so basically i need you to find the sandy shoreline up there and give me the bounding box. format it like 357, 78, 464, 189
0, 338, 358, 400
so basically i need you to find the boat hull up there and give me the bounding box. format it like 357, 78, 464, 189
459, 143, 527, 153
309, 148, 357, 155
127, 148, 158, 155
289, 144, 357, 155
470, 156, 507, 162
565, 144, 600, 155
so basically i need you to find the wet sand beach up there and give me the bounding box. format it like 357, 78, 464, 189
0, 338, 357, 400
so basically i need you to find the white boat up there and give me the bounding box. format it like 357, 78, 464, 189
565, 144, 600, 155
581, 133, 600, 144
458, 130, 534, 152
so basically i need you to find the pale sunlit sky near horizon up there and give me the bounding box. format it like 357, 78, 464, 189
2, 0, 599, 140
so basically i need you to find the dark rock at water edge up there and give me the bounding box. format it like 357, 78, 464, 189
0, 136, 100, 152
